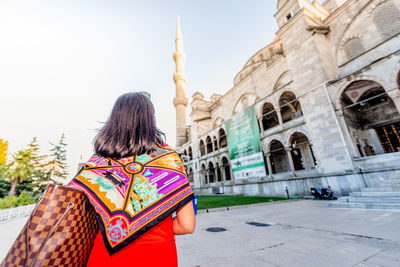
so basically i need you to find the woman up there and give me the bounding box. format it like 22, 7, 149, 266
69, 92, 195, 266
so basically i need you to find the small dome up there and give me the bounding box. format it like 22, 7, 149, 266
192, 92, 204, 100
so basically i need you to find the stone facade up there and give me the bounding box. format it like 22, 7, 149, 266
176, 0, 400, 197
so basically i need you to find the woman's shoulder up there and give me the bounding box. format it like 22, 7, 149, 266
159, 143, 174, 151
151, 144, 178, 155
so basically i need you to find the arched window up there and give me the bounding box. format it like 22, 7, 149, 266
341, 80, 400, 156
219, 129, 227, 148
279, 92, 302, 123
213, 136, 218, 151
188, 146, 193, 160
206, 136, 213, 154
344, 37, 365, 60
269, 140, 290, 174
199, 140, 205, 157
207, 162, 215, 183
289, 132, 316, 170
262, 102, 279, 130
222, 157, 231, 181
233, 93, 258, 115
372, 1, 400, 40
273, 71, 291, 92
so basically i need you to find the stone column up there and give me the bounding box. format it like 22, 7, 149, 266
200, 167, 206, 186
337, 110, 358, 157
230, 164, 235, 181
221, 164, 226, 181
194, 161, 200, 188
198, 168, 202, 188
285, 147, 296, 177
369, 129, 384, 154
388, 90, 400, 114
297, 146, 310, 169
277, 110, 283, 126
258, 117, 264, 134
265, 153, 273, 178
305, 145, 315, 169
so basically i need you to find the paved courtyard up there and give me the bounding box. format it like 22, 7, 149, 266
175, 200, 400, 267
1, 200, 400, 266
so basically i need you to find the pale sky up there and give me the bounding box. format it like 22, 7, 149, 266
0, 0, 278, 177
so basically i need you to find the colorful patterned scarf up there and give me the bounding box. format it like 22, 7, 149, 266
69, 145, 193, 255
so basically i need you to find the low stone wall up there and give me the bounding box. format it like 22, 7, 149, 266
0, 204, 35, 223
193, 168, 399, 197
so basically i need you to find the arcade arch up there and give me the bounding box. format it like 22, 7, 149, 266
219, 129, 228, 148
199, 140, 206, 157
289, 132, 316, 170
206, 136, 213, 154
207, 162, 216, 183
261, 102, 279, 130
273, 71, 291, 92
213, 136, 218, 151
222, 157, 231, 181
341, 80, 400, 156
269, 140, 290, 173
279, 92, 302, 123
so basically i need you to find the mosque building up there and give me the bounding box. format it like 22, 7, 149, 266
173, 0, 400, 197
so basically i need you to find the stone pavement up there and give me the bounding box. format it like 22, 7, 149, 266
0, 216, 29, 261
1, 200, 400, 266
175, 200, 400, 267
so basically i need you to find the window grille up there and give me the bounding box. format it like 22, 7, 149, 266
372, 1, 400, 40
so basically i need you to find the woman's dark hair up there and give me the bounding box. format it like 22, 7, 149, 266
94, 92, 165, 158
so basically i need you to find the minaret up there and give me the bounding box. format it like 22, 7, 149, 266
173, 16, 188, 149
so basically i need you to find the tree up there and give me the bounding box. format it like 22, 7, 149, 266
43, 133, 68, 184
26, 137, 49, 193
3, 149, 35, 196
0, 139, 8, 165
27, 137, 45, 168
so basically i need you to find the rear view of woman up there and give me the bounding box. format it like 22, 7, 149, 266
69, 92, 195, 266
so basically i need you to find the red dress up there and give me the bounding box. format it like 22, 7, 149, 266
87, 216, 177, 267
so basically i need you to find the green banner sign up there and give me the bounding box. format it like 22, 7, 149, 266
224, 106, 266, 179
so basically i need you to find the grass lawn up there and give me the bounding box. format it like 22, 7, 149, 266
196, 195, 298, 210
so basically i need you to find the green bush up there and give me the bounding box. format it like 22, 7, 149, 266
0, 179, 11, 198
0, 178, 46, 198
0, 191, 39, 210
